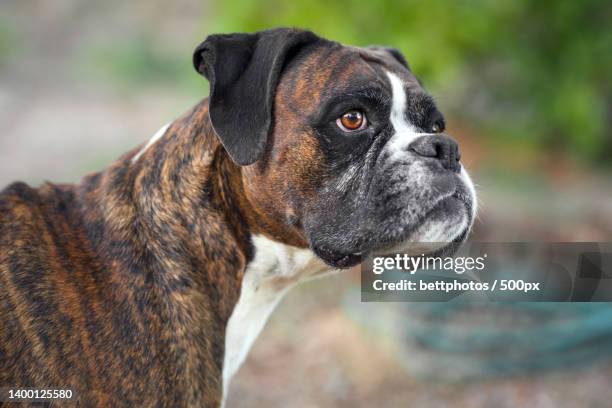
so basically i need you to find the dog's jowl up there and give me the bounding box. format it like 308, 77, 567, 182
0, 28, 476, 407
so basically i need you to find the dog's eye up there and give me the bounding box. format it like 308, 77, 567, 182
337, 110, 367, 132
431, 120, 445, 133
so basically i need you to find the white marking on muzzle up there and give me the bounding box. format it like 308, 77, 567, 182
460, 166, 478, 221
131, 122, 171, 163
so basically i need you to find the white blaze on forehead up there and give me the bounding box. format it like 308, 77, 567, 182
131, 122, 171, 163
385, 71, 429, 161
383, 70, 479, 241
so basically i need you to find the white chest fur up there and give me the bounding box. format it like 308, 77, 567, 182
222, 235, 329, 404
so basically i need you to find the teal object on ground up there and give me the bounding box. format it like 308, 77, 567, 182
344, 289, 612, 382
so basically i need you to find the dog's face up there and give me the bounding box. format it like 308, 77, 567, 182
194, 28, 476, 268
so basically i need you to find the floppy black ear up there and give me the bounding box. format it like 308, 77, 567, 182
367, 46, 410, 70
193, 28, 319, 166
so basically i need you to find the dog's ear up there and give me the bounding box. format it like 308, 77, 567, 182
193, 29, 319, 166
367, 46, 410, 70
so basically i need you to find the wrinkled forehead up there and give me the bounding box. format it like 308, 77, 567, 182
276, 42, 420, 111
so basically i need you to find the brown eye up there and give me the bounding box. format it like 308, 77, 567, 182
337, 110, 367, 132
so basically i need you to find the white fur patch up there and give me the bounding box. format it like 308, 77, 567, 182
412, 214, 467, 243
384, 70, 477, 243
131, 122, 171, 163
385, 71, 430, 161
222, 235, 329, 405
460, 166, 478, 220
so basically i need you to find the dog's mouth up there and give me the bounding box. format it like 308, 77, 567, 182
311, 247, 363, 269
313, 236, 465, 269
312, 191, 472, 269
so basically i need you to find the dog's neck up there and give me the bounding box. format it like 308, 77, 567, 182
76, 100, 329, 403
78, 100, 258, 320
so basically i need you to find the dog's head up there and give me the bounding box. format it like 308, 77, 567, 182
193, 28, 477, 268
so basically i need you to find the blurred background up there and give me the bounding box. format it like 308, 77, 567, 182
1, 0, 612, 406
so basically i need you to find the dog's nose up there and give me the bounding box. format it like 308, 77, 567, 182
409, 134, 461, 173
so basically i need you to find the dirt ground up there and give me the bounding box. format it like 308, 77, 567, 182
227, 272, 612, 408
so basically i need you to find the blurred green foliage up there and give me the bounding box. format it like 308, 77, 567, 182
207, 0, 612, 163
83, 35, 206, 96
0, 18, 17, 68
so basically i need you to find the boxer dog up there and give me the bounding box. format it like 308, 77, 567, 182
0, 28, 476, 407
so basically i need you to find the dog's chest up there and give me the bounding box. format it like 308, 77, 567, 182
222, 235, 328, 402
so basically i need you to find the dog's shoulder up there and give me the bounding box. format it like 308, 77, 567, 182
1, 180, 66, 216
0, 181, 41, 205
0, 181, 42, 230
0, 181, 79, 255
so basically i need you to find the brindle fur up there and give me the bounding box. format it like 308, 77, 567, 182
0, 102, 253, 406
0, 29, 460, 407
0, 46, 354, 404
